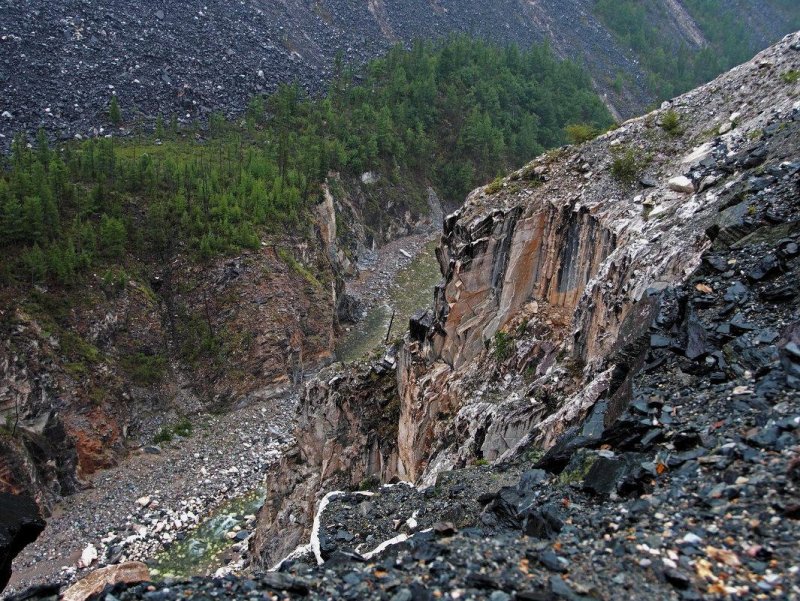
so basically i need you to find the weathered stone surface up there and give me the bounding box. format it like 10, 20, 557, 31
252, 361, 401, 568
253, 31, 800, 573
61, 562, 150, 601
0, 233, 338, 506
668, 175, 695, 193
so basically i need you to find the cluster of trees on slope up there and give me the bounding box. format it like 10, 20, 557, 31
595, 0, 800, 102
0, 36, 612, 286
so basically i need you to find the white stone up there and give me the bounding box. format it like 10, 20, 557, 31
135, 496, 151, 507
360, 171, 379, 185
681, 142, 712, 165
681, 533, 703, 545
78, 544, 98, 568
668, 176, 694, 194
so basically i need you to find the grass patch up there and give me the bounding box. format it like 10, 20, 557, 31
121, 352, 167, 385
153, 427, 173, 444
153, 418, 193, 444
277, 248, 322, 289
493, 330, 514, 362
781, 70, 800, 84
172, 418, 193, 437
486, 176, 504, 195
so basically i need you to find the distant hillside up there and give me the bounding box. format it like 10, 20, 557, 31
0, 0, 798, 145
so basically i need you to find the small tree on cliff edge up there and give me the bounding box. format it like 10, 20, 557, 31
109, 95, 122, 126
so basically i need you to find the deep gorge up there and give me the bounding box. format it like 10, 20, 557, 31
1, 7, 800, 601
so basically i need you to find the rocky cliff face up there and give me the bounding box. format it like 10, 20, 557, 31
252, 355, 402, 567
399, 29, 800, 485
0, 233, 338, 508
1, 0, 796, 146
252, 31, 800, 569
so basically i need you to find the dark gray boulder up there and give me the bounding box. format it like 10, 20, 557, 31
0, 493, 45, 593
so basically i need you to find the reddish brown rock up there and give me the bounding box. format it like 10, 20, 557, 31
61, 562, 150, 601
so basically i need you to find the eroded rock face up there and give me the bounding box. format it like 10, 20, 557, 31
61, 562, 150, 601
397, 31, 800, 486
254, 32, 800, 564
0, 492, 45, 593
433, 202, 618, 370
252, 357, 401, 568
0, 235, 337, 507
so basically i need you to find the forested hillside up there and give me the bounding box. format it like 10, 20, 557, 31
0, 38, 611, 286
595, 0, 800, 101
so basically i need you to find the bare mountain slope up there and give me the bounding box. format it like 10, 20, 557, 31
0, 0, 796, 144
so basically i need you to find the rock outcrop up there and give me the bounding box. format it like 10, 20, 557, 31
0, 492, 45, 592
253, 30, 800, 570
0, 234, 337, 508
61, 562, 150, 601
252, 355, 401, 568
398, 29, 800, 485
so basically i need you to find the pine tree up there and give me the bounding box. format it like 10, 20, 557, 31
109, 95, 122, 126
23, 244, 47, 283
99, 214, 126, 259
155, 115, 165, 139
36, 129, 51, 169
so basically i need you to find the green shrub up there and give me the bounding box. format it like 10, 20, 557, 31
565, 123, 600, 145
660, 110, 683, 136
610, 146, 643, 184
781, 70, 800, 84
173, 418, 193, 438
153, 427, 173, 444
178, 312, 223, 365
493, 331, 514, 361
153, 418, 193, 444
358, 475, 380, 491
121, 352, 167, 385
99, 215, 127, 260
485, 176, 504, 194
101, 267, 127, 292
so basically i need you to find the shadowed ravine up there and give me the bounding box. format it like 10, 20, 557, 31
335, 240, 442, 363
128, 239, 442, 580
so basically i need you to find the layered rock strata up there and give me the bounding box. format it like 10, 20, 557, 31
253, 31, 800, 566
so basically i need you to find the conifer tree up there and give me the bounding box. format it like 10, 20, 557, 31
109, 95, 122, 125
